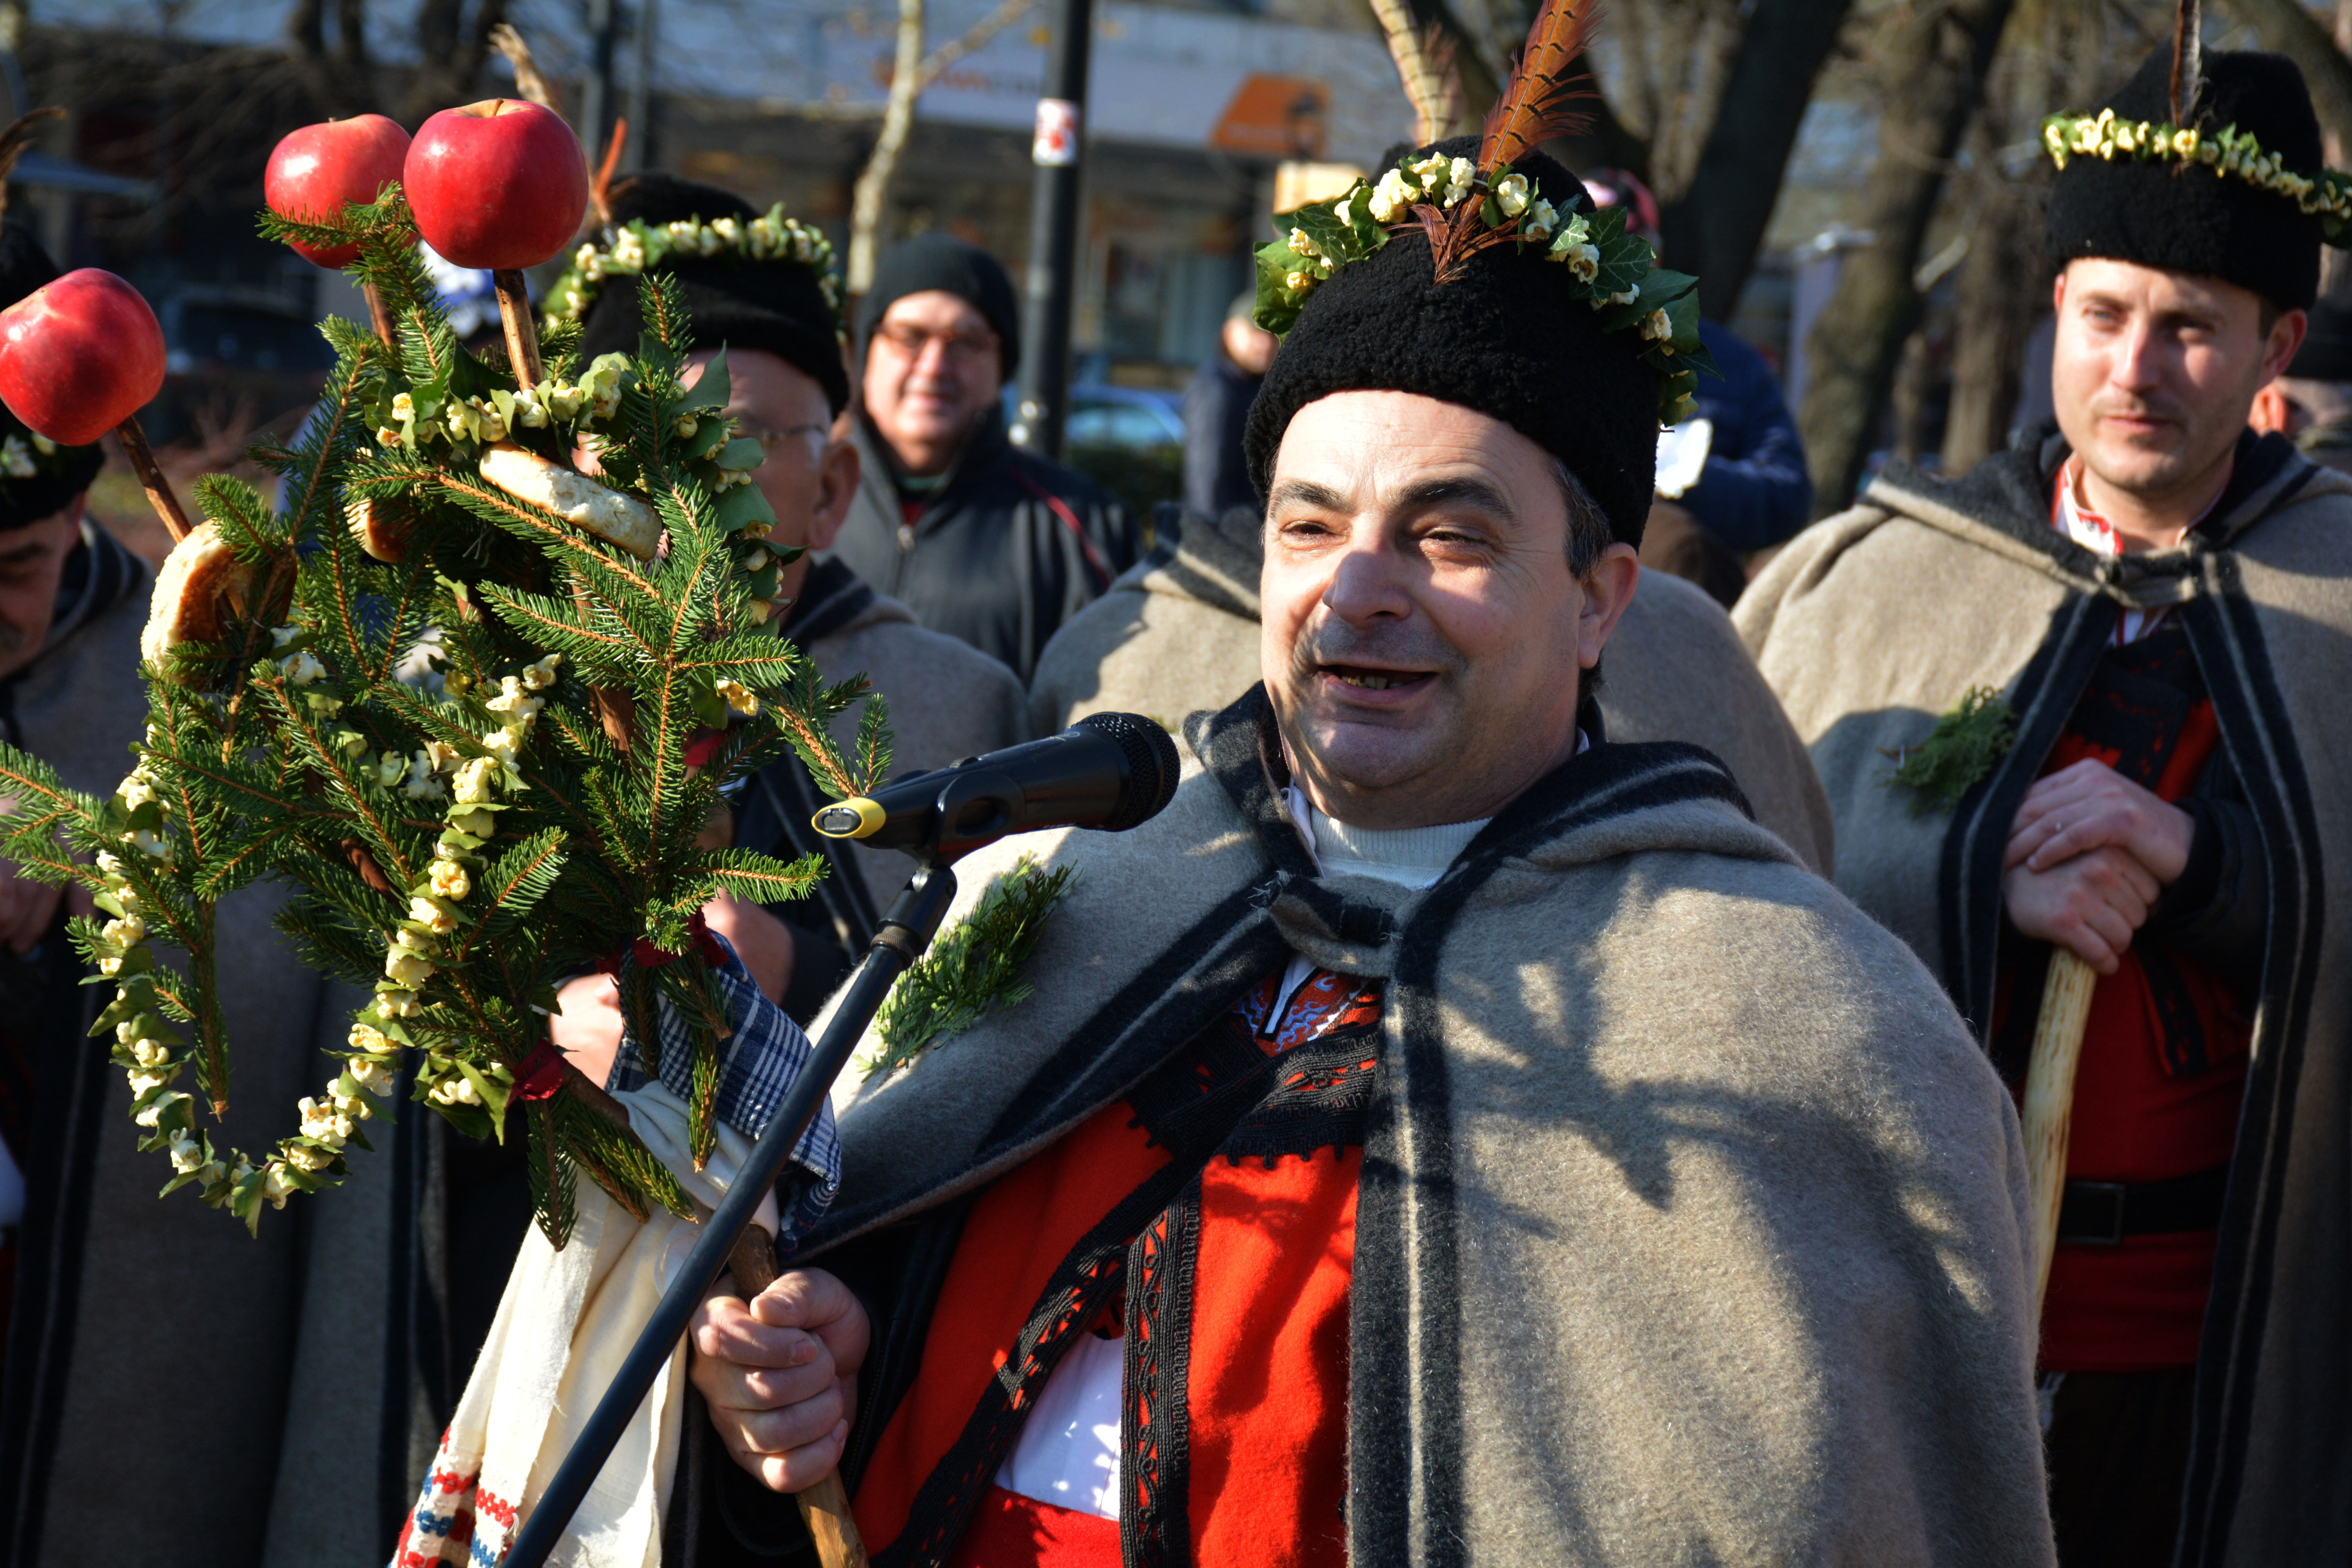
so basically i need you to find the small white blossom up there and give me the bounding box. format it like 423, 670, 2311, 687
129, 1069, 169, 1096
421, 741, 461, 774
281, 650, 327, 686
262, 1162, 295, 1207
131, 1039, 171, 1069
350, 1056, 395, 1096
1, 435, 36, 478
1445, 157, 1477, 206
674, 414, 699, 439
391, 392, 415, 421
102, 913, 147, 947
1493, 172, 1530, 217
1641, 308, 1673, 341
1566, 244, 1600, 282
118, 768, 160, 810
429, 1075, 482, 1107
408, 896, 457, 936
298, 1095, 354, 1147
349, 1022, 394, 1056
715, 679, 759, 717
1524, 199, 1559, 241
96, 851, 125, 876
481, 726, 526, 767
402, 765, 448, 803
169, 1131, 204, 1174
430, 860, 471, 901
29, 433, 52, 455
376, 425, 403, 448
1609, 285, 1641, 306
521, 654, 562, 691
380, 989, 422, 1019
486, 676, 543, 721
285, 1142, 334, 1172
376, 752, 410, 788
510, 387, 550, 429
1369, 167, 1412, 223
134, 1089, 188, 1129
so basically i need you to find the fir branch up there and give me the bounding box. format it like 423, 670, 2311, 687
866, 855, 1076, 1078
1884, 687, 2019, 816
523, 1100, 580, 1247
699, 848, 828, 904
853, 693, 894, 797
468, 828, 568, 945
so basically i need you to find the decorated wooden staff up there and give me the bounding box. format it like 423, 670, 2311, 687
0, 88, 905, 1567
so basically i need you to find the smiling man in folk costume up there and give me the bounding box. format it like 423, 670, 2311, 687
675, 8, 2055, 1562
1737, 40, 2352, 1566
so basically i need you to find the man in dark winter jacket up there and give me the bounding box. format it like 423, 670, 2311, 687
1180, 290, 1276, 517
826, 234, 1142, 682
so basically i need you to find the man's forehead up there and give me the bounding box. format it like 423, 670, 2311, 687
1270, 390, 1543, 500
882, 290, 991, 332
2064, 256, 2256, 314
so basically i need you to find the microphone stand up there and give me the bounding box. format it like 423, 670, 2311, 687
502, 860, 961, 1568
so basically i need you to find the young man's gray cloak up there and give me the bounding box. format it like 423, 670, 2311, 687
1736, 430, 2352, 1565
770, 688, 2051, 1565
1026, 504, 1837, 875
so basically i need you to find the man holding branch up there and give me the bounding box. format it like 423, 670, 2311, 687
1739, 47, 2352, 1565
675, 24, 2054, 1558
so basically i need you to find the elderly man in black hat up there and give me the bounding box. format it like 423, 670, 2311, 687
551, 176, 1028, 1049
1741, 44, 2352, 1563
824, 234, 1142, 682
675, 28, 2051, 1559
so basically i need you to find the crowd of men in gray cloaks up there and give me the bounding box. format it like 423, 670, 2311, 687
7, 36, 2352, 1568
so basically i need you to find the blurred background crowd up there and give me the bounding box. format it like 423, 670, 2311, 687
10, 0, 2351, 591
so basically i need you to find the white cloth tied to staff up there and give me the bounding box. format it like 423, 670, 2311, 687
394, 940, 839, 1568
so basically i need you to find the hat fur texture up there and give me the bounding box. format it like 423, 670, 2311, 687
2045, 48, 2325, 310
1243, 137, 1660, 545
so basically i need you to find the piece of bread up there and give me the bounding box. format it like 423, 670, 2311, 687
476, 441, 659, 560
346, 494, 411, 563
141, 522, 266, 677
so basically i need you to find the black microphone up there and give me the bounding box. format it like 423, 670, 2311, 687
810, 711, 1181, 862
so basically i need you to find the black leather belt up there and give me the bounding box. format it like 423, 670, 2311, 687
2057, 1165, 2230, 1246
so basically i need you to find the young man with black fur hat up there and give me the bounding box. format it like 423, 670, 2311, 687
548, 176, 1028, 1062
675, 15, 2051, 1560
826, 232, 1142, 682
1740, 44, 2352, 1563
0, 222, 357, 1566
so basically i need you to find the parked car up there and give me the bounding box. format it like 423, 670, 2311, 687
1004, 381, 1185, 523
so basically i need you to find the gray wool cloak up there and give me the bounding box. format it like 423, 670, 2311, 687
1026, 504, 1837, 875
793, 688, 2051, 1566
1735, 431, 2352, 1566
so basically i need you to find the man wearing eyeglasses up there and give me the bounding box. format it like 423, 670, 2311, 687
828, 233, 1143, 682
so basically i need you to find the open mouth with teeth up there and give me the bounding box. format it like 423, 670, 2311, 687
1322, 665, 1433, 693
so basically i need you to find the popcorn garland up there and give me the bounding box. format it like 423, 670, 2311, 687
543, 203, 846, 336
1254, 154, 1717, 426
80, 647, 582, 1230
2040, 108, 2352, 247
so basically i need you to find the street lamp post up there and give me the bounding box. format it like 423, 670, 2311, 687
1013, 0, 1092, 459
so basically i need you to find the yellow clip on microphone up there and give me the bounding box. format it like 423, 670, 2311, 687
812, 796, 888, 839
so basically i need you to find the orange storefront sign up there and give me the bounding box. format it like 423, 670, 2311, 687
1209, 74, 1328, 159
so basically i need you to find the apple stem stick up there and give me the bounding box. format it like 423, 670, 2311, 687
362, 282, 399, 350
2021, 947, 2099, 1316
493, 269, 544, 391
114, 416, 192, 544
723, 1227, 871, 1568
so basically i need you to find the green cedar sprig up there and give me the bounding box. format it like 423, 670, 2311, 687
863, 855, 1077, 1080
1884, 687, 2019, 816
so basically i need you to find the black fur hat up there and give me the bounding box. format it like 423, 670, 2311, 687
2045, 49, 2327, 310
0, 221, 102, 529
575, 174, 850, 416
1243, 136, 1662, 546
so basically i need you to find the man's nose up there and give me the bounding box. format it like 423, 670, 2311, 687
2111, 319, 2165, 390
912, 337, 959, 382
1321, 542, 1411, 624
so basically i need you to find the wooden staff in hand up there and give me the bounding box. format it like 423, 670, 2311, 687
2020, 947, 2098, 1314
724, 1225, 870, 1568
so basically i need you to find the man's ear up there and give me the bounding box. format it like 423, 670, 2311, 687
807, 434, 862, 554
2261, 307, 2310, 385
2249, 384, 2294, 437
1576, 543, 1640, 671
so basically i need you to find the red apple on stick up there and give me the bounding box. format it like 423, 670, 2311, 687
404, 99, 588, 271
265, 114, 414, 268
0, 269, 165, 446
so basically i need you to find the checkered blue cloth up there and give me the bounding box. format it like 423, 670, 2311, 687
606, 932, 841, 1250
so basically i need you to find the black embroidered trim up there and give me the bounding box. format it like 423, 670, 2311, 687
2175, 568, 2327, 1568
1122, 1175, 1200, 1568
1220, 1031, 1379, 1167
869, 1156, 1203, 1568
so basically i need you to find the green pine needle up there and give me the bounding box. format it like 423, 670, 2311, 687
866, 855, 1076, 1080
1884, 686, 2019, 816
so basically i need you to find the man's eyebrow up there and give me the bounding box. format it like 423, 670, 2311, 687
1267, 478, 1352, 514
0, 541, 51, 568
1394, 475, 1516, 522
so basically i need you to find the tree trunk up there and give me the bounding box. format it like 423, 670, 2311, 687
2221, 0, 2352, 158
1658, 0, 1858, 320
848, 0, 926, 298
1797, 0, 2019, 516
1938, 152, 2042, 470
